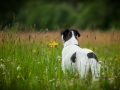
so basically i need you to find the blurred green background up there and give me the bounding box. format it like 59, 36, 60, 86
0, 0, 120, 31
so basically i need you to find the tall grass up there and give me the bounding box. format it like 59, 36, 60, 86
0, 29, 120, 90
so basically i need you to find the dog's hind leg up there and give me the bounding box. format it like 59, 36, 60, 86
77, 59, 90, 80
75, 52, 88, 79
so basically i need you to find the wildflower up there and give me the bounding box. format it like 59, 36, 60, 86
16, 65, 21, 71
69, 79, 74, 86
108, 78, 115, 84
52, 41, 58, 46
57, 56, 61, 62
56, 79, 60, 87
99, 60, 102, 64
109, 57, 113, 60
35, 76, 38, 79
33, 50, 37, 53
49, 44, 55, 48
0, 64, 5, 70
49, 78, 55, 82
17, 75, 20, 79
57, 56, 61, 59
2, 72, 6, 75
0, 59, 3, 62
49, 41, 58, 48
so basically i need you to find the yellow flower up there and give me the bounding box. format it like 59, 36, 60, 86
52, 41, 58, 46
17, 75, 20, 79
49, 44, 52, 46
49, 41, 58, 48
33, 50, 37, 53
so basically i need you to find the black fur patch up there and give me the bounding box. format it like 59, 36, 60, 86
71, 52, 76, 63
87, 52, 98, 62
61, 29, 80, 42
71, 29, 81, 38
61, 29, 72, 42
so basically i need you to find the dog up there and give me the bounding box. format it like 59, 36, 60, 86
61, 29, 101, 81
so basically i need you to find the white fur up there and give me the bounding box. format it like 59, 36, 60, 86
61, 31, 101, 81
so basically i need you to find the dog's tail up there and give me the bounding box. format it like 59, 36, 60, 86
89, 58, 101, 81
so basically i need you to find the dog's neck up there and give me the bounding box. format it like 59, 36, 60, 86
63, 32, 79, 47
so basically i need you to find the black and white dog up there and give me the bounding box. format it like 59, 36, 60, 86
61, 29, 101, 81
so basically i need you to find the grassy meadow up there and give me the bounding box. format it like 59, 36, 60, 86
0, 29, 120, 90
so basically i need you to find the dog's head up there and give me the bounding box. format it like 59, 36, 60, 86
61, 29, 80, 43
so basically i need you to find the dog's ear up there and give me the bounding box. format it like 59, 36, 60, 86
61, 29, 70, 36
72, 29, 81, 37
